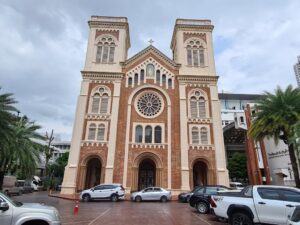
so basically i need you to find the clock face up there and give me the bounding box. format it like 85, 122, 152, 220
136, 91, 163, 118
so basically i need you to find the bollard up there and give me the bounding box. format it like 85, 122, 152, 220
74, 200, 79, 215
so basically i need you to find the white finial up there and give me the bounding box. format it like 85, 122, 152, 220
148, 39, 154, 45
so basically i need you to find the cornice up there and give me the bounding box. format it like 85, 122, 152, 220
177, 75, 219, 83
81, 71, 124, 80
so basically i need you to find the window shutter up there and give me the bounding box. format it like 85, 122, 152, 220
96, 46, 102, 63
193, 49, 199, 66
100, 96, 108, 114
200, 127, 208, 144
88, 124, 96, 140
97, 125, 105, 141
199, 48, 204, 66
192, 127, 199, 144
190, 98, 197, 117
91, 96, 100, 113
198, 98, 206, 118
102, 45, 109, 63
108, 46, 115, 63
187, 49, 192, 65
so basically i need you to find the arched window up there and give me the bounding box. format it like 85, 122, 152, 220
190, 91, 207, 118
198, 97, 206, 118
192, 127, 199, 144
145, 126, 152, 143
96, 36, 116, 64
140, 69, 145, 82
146, 64, 155, 78
97, 124, 105, 141
128, 77, 133, 86
186, 39, 205, 67
200, 127, 208, 144
134, 73, 139, 84
190, 96, 198, 117
135, 126, 143, 143
162, 74, 166, 86
154, 126, 162, 143
88, 124, 97, 140
90, 87, 110, 114
91, 93, 100, 113
156, 70, 160, 82
168, 79, 172, 89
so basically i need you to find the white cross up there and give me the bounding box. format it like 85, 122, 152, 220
148, 39, 154, 45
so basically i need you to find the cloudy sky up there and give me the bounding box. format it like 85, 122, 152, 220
0, 0, 299, 140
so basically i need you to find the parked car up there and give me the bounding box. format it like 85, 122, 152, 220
288, 206, 300, 225
189, 185, 231, 214
229, 182, 244, 190
178, 186, 200, 203
17, 180, 33, 193
2, 176, 23, 196
0, 191, 61, 225
80, 183, 125, 202
131, 187, 171, 202
210, 185, 300, 225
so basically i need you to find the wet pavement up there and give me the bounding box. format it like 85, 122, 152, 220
12, 192, 226, 225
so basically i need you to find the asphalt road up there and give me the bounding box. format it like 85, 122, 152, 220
12, 192, 226, 225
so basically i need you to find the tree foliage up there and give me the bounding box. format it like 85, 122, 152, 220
227, 153, 247, 180
249, 85, 300, 187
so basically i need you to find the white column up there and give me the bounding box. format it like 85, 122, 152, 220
210, 85, 229, 186
104, 80, 121, 183
61, 80, 89, 195
179, 83, 190, 191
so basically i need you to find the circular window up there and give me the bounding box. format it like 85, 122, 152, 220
136, 92, 163, 117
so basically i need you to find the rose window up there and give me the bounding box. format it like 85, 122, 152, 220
137, 93, 162, 117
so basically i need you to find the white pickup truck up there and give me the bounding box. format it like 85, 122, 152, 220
211, 185, 300, 225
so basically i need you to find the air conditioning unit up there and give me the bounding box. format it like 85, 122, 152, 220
234, 112, 247, 130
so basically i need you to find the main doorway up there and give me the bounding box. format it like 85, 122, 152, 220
85, 158, 101, 189
138, 159, 156, 190
193, 161, 208, 187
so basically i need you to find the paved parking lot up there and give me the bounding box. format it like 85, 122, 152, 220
12, 192, 226, 225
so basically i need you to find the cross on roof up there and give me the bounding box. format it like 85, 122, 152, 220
148, 39, 154, 45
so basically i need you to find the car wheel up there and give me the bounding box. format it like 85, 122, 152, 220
111, 194, 118, 202
196, 202, 209, 214
82, 194, 91, 202
186, 196, 190, 203
160, 196, 168, 203
230, 213, 253, 225
135, 196, 142, 202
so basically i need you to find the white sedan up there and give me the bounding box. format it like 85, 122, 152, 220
131, 187, 172, 202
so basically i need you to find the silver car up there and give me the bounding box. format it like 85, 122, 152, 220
131, 187, 172, 202
0, 192, 60, 225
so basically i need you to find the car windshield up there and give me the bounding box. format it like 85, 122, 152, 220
1, 193, 23, 207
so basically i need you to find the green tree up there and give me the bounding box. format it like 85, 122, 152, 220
0, 89, 18, 152
249, 85, 300, 188
0, 117, 45, 190
227, 153, 247, 180
47, 152, 69, 189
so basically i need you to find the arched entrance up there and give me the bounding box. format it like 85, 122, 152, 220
193, 161, 208, 187
84, 158, 101, 189
138, 159, 156, 190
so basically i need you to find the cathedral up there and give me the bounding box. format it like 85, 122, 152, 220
61, 16, 229, 195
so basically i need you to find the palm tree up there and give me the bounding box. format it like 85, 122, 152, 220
249, 85, 300, 188
0, 117, 45, 190
0, 88, 18, 151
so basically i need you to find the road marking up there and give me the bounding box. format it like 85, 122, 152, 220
88, 208, 111, 225
193, 213, 213, 225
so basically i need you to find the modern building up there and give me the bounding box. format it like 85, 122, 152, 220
61, 16, 229, 195
294, 56, 300, 87
52, 141, 71, 159
219, 93, 295, 186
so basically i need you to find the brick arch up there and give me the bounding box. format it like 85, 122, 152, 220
133, 152, 163, 169
189, 156, 215, 187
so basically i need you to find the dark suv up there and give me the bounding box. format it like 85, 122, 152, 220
189, 185, 230, 214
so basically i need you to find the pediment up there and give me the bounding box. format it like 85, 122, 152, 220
121, 45, 180, 73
